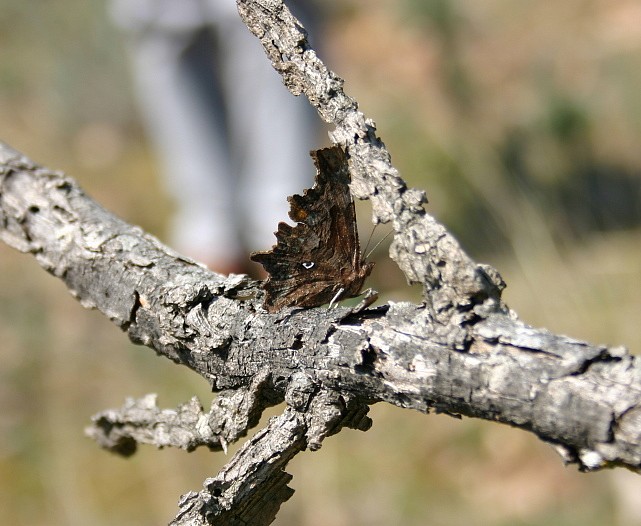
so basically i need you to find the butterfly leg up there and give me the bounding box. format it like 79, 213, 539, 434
328, 287, 345, 309
351, 288, 379, 314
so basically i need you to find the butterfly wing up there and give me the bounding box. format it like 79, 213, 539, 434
250, 147, 373, 312
250, 220, 341, 311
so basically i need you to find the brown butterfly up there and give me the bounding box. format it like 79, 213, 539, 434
250, 146, 374, 313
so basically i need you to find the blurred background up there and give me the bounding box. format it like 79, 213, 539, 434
2, 0, 641, 524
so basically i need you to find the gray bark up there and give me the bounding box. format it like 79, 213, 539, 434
1, 0, 640, 524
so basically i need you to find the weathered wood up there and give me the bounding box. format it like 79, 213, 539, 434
1, 0, 640, 524
237, 0, 505, 332
2, 120, 640, 526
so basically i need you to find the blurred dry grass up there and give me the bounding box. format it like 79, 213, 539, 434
1, 0, 641, 525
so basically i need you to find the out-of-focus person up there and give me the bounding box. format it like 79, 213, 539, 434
109, 0, 320, 275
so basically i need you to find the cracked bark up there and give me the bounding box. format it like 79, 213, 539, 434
1, 0, 641, 524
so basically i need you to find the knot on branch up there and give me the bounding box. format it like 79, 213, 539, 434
170, 376, 372, 526
286, 371, 372, 450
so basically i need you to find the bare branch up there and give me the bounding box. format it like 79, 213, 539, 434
171, 408, 303, 526
86, 370, 274, 455
237, 0, 502, 327
2, 138, 640, 472
170, 384, 372, 526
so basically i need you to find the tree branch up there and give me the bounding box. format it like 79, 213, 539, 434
237, 0, 501, 328
1, 0, 640, 523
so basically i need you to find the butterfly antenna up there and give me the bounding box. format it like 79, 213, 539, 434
365, 228, 394, 260
362, 224, 377, 255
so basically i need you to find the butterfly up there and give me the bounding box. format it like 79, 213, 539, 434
250, 146, 374, 313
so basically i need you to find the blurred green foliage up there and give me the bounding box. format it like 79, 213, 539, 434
2, 0, 641, 524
